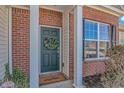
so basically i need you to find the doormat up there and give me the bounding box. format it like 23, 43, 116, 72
39, 72, 67, 85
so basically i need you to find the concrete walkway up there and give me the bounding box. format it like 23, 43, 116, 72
40, 80, 73, 88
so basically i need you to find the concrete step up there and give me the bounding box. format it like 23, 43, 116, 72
40, 80, 73, 88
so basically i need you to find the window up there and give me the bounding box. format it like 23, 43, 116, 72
84, 20, 110, 59
119, 31, 124, 45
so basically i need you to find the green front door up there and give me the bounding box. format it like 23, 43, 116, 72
41, 26, 60, 73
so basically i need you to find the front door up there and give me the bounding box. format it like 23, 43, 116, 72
41, 26, 60, 73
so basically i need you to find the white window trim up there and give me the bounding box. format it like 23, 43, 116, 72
85, 57, 109, 61
97, 23, 100, 59
84, 19, 110, 60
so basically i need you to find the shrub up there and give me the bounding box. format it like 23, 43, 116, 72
12, 69, 29, 88
101, 45, 124, 88
0, 80, 2, 86
84, 74, 103, 88
4, 64, 29, 88
4, 64, 11, 81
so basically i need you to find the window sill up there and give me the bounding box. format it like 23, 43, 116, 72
84, 57, 109, 62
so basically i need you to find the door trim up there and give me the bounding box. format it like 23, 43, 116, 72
40, 25, 62, 74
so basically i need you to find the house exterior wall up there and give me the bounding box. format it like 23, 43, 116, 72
12, 6, 119, 80
69, 6, 119, 79
39, 8, 63, 27
12, 7, 62, 75
118, 28, 124, 45
0, 6, 9, 80
62, 11, 69, 77
12, 8, 30, 75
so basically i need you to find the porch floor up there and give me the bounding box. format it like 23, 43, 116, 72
39, 72, 67, 85
40, 80, 73, 88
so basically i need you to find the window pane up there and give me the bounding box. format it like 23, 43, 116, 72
84, 20, 98, 40
119, 32, 124, 45
99, 24, 109, 40
99, 41, 109, 57
84, 41, 97, 58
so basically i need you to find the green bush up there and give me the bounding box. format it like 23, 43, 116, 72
4, 64, 29, 88
4, 64, 11, 81
0, 80, 2, 86
12, 69, 29, 88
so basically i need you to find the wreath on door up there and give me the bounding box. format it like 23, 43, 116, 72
44, 37, 59, 49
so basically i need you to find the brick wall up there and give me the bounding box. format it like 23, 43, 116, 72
12, 6, 119, 80
69, 6, 119, 79
12, 8, 62, 75
39, 8, 63, 27
83, 60, 106, 77
83, 6, 118, 25
12, 8, 30, 75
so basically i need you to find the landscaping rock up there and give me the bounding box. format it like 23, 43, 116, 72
0, 81, 15, 88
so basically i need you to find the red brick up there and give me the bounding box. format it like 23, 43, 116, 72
39, 8, 63, 27
69, 6, 119, 79
12, 8, 63, 76
12, 6, 119, 80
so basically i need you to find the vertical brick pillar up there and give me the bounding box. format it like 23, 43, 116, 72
12, 8, 30, 75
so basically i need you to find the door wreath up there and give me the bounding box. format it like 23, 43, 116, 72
43, 37, 59, 49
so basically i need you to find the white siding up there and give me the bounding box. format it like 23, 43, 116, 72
119, 31, 124, 45
62, 10, 69, 77
0, 6, 8, 80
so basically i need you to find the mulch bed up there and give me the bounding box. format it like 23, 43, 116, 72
83, 74, 103, 88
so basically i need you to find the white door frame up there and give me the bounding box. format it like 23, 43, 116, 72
39, 25, 62, 74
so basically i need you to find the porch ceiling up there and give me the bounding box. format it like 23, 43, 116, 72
11, 5, 124, 16
40, 5, 74, 12
103, 5, 124, 16
90, 5, 124, 16
11, 5, 74, 12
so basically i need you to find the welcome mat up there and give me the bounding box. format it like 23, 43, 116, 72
39, 72, 67, 85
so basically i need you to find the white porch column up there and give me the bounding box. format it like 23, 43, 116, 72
73, 5, 83, 87
30, 5, 39, 88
